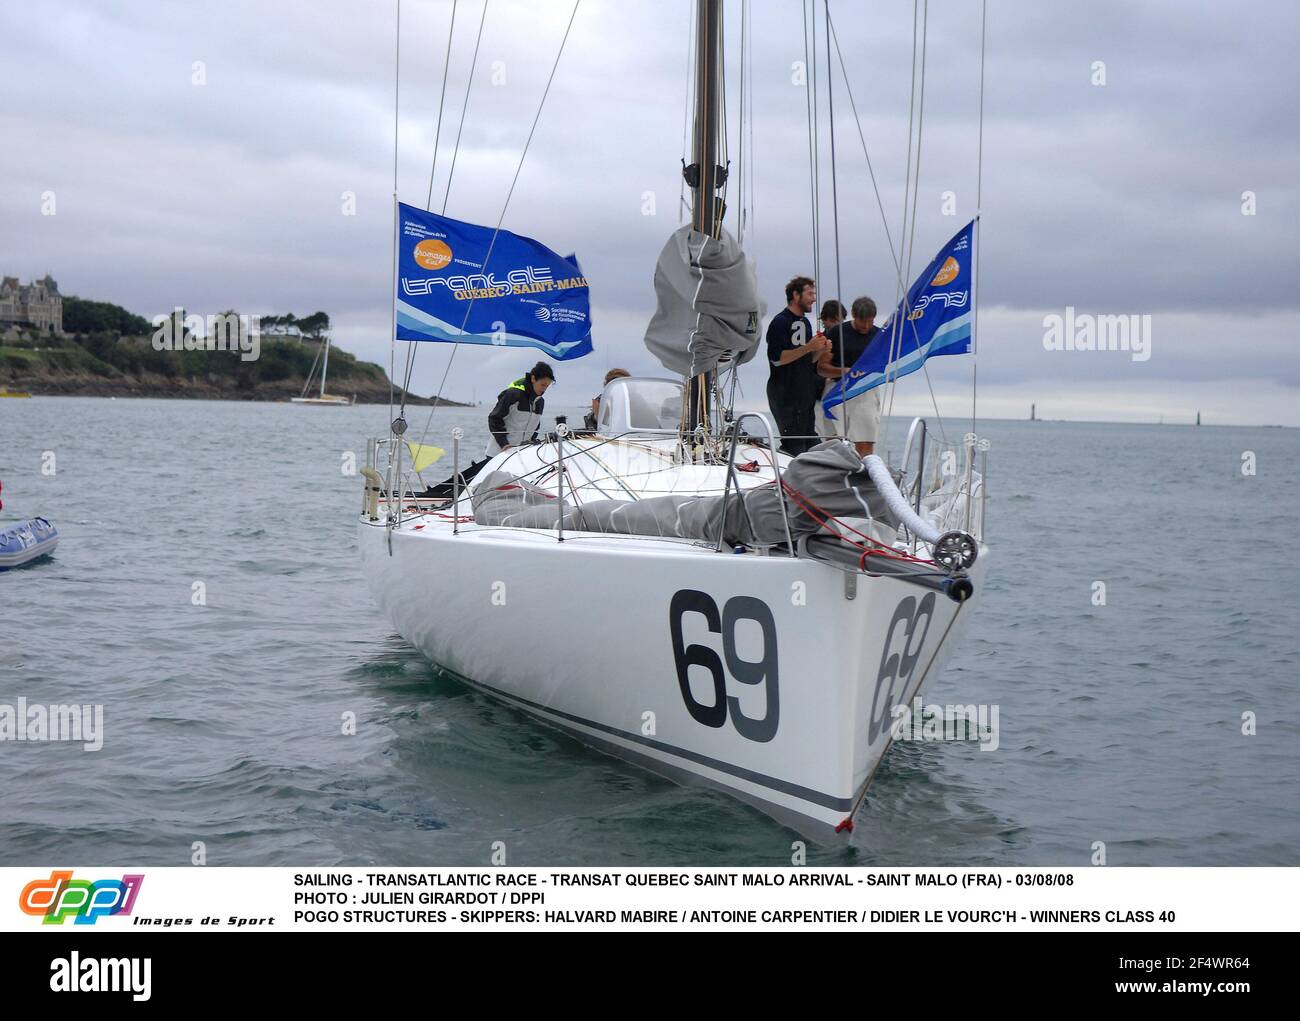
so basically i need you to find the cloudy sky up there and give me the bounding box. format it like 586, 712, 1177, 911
3, 0, 1297, 425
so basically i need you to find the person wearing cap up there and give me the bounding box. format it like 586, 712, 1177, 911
487, 360, 554, 454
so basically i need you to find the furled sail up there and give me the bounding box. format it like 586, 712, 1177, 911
643, 224, 762, 378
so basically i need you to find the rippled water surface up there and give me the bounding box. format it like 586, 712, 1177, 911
2, 397, 1297, 865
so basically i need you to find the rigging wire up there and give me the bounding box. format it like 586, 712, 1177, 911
441, 0, 490, 214
737, 0, 746, 244
809, 0, 821, 310
972, 0, 987, 439
824, 13, 899, 275
801, 0, 820, 302
886, 0, 928, 433
388, 0, 402, 424
890, 0, 946, 446
408, 0, 582, 450
825, 0, 842, 318
825, 4, 947, 445
880, 0, 921, 442
395, 0, 460, 432
745, 0, 755, 245
424, 0, 459, 211
824, 0, 844, 438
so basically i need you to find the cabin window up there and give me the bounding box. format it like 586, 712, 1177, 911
599, 378, 683, 433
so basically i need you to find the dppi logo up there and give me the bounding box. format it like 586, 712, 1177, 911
19, 870, 144, 925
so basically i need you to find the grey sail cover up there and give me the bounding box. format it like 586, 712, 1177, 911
471, 440, 899, 547
643, 224, 762, 377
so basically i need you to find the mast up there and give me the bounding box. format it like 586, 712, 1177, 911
688, 0, 725, 239
320, 335, 330, 398
684, 0, 725, 439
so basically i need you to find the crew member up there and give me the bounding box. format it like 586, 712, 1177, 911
487, 361, 554, 454
818, 299, 847, 334
766, 276, 829, 456
815, 296, 883, 456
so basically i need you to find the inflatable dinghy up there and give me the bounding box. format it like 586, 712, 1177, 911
0, 517, 59, 569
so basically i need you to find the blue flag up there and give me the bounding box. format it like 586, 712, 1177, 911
824, 219, 975, 412
395, 202, 593, 360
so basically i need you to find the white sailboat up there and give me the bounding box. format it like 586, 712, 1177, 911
358, 0, 989, 841
292, 333, 355, 405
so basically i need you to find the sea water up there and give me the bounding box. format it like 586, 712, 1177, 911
1, 397, 1296, 865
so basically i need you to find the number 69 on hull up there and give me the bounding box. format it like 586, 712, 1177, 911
358, 520, 984, 843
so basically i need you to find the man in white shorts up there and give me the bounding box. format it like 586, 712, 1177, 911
815, 295, 884, 456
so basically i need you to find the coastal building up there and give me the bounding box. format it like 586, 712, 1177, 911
260, 322, 305, 338
0, 274, 63, 334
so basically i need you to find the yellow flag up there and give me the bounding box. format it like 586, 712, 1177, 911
405, 441, 445, 472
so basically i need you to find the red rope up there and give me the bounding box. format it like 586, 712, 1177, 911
736, 444, 930, 566
779, 480, 933, 566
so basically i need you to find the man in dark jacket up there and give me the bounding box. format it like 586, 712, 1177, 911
766, 276, 830, 455
487, 360, 555, 454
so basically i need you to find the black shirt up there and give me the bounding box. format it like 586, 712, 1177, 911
765, 307, 819, 406
825, 321, 881, 373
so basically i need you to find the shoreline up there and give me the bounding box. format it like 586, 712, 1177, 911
0, 376, 468, 406
4, 391, 470, 405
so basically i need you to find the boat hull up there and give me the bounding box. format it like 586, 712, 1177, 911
0, 517, 59, 570
358, 517, 982, 842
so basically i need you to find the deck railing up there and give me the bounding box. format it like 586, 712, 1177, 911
895, 417, 989, 545
364, 421, 985, 550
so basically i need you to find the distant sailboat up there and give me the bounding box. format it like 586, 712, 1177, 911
1196, 411, 1201, 426
291, 334, 355, 406
1030, 403, 1036, 422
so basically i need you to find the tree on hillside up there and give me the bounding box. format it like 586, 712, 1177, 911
297, 311, 330, 336
63, 296, 151, 336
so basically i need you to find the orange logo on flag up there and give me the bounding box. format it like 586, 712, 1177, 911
414, 239, 453, 271
930, 256, 960, 286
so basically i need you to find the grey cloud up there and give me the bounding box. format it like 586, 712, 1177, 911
2, 0, 1296, 423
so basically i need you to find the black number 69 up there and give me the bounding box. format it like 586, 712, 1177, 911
669, 590, 779, 742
